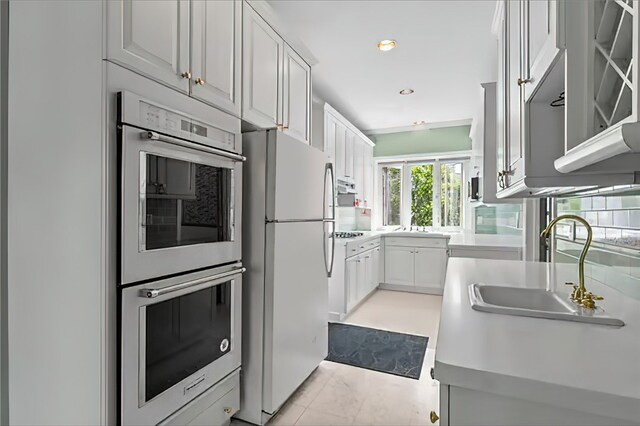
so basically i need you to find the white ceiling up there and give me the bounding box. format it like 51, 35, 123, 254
269, 0, 498, 133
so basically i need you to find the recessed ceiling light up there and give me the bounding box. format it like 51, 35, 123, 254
377, 39, 397, 51
399, 89, 414, 95
413, 120, 427, 126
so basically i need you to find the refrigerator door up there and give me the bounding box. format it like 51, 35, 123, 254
266, 131, 330, 222
263, 221, 328, 415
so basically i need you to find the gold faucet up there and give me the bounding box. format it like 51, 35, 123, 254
540, 214, 603, 309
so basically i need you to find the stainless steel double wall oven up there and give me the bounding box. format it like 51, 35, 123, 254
117, 87, 244, 425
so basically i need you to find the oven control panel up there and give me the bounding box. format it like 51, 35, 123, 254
139, 101, 235, 152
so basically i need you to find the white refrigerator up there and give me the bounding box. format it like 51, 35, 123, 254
237, 130, 335, 425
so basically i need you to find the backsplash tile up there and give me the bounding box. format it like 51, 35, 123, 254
555, 190, 640, 300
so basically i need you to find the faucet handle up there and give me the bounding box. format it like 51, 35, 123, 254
580, 292, 604, 309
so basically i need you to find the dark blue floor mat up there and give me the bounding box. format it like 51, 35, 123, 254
326, 322, 429, 380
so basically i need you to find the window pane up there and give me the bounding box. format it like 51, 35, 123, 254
441, 162, 462, 227
410, 164, 434, 226
383, 166, 402, 226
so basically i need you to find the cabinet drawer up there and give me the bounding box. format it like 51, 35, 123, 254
346, 238, 380, 256
385, 237, 447, 249
161, 370, 240, 426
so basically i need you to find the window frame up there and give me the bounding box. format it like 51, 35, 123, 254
376, 153, 470, 230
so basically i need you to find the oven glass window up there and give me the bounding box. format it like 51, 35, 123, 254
145, 281, 232, 402
144, 154, 234, 250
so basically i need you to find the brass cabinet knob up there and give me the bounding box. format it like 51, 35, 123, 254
195, 78, 205, 85
223, 407, 233, 415
430, 411, 439, 424
181, 71, 191, 79
517, 78, 531, 86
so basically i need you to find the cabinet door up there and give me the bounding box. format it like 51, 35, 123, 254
346, 257, 358, 311
335, 121, 347, 179
282, 45, 312, 144
371, 247, 380, 290
344, 129, 355, 178
356, 255, 368, 301
504, 0, 525, 188
363, 145, 373, 208
242, 4, 284, 128
384, 246, 414, 286
414, 248, 448, 290
190, 0, 241, 116
353, 139, 364, 201
523, 0, 563, 102
106, 0, 190, 92
324, 113, 337, 162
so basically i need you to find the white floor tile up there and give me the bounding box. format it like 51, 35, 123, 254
266, 289, 442, 426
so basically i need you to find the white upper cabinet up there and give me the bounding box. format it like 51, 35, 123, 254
335, 120, 347, 178
556, 0, 640, 173
107, 0, 190, 93
190, 0, 242, 116
344, 129, 355, 178
242, 4, 284, 128
242, 2, 312, 144
282, 45, 311, 144
493, 0, 638, 199
522, 0, 565, 102
363, 144, 374, 208
353, 138, 364, 198
324, 113, 337, 163
504, 0, 524, 188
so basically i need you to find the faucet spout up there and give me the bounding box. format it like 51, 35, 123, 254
540, 214, 600, 308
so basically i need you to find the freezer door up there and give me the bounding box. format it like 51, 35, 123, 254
266, 131, 330, 222
263, 221, 329, 414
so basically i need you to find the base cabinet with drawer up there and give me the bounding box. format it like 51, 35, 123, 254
435, 384, 636, 426
161, 369, 240, 426
329, 237, 381, 321
382, 237, 449, 295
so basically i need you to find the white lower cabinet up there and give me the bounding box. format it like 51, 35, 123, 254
331, 238, 381, 319
436, 384, 636, 426
384, 246, 414, 286
382, 237, 449, 295
346, 256, 358, 312
414, 248, 448, 291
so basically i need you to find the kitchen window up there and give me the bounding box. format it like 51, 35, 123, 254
380, 158, 467, 229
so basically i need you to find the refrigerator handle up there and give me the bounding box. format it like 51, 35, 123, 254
323, 163, 336, 220
323, 162, 336, 277
323, 222, 336, 278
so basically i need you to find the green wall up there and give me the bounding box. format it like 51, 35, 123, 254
370, 125, 472, 157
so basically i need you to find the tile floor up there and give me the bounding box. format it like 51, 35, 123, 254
267, 290, 442, 426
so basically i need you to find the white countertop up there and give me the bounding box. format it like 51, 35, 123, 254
336, 229, 522, 250
435, 258, 640, 423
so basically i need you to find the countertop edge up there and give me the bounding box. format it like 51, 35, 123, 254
434, 359, 640, 423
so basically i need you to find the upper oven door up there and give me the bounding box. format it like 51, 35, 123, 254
120, 125, 243, 284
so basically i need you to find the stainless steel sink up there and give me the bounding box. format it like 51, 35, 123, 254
469, 284, 624, 326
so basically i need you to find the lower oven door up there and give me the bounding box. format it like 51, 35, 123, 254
120, 124, 243, 285
121, 264, 243, 425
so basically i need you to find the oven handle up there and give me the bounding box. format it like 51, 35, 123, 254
141, 131, 247, 162
140, 266, 246, 299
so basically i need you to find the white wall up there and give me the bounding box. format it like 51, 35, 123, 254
0, 1, 7, 423
8, 2, 104, 424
